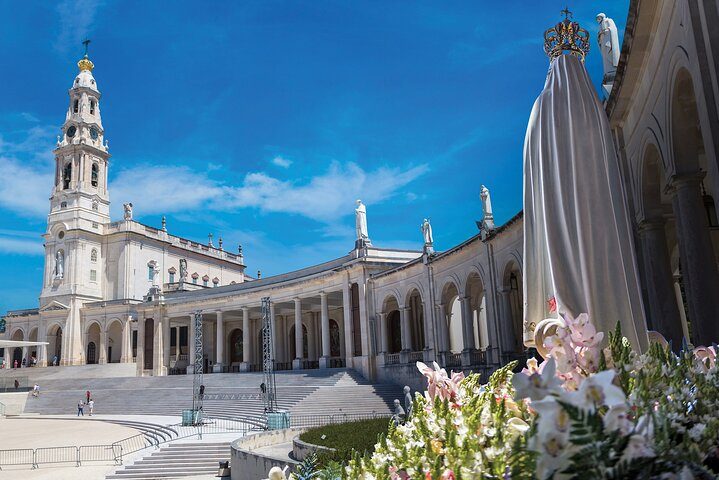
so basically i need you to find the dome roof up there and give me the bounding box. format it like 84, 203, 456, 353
73, 56, 98, 91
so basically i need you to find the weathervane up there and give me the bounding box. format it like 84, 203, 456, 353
82, 38, 91, 56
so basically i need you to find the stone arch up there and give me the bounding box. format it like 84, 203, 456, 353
501, 258, 524, 353
465, 271, 486, 350
288, 324, 308, 360
404, 287, 425, 351
440, 280, 463, 353
229, 328, 244, 364
86, 322, 101, 364
106, 318, 123, 363
10, 328, 24, 367
46, 323, 62, 364
28, 327, 38, 362
329, 319, 341, 357
382, 293, 402, 354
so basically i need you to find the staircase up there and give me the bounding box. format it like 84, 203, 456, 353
106, 442, 229, 479
22, 369, 399, 427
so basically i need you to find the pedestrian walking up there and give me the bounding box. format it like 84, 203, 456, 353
88, 399, 94, 416
22, 358, 26, 367
53, 355, 58, 366
14, 379, 19, 390
77, 400, 84, 416
32, 384, 40, 397
14, 359, 18, 369
86, 390, 91, 404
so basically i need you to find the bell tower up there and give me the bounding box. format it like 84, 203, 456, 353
40, 43, 111, 364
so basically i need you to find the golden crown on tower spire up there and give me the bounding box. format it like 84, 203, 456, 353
543, 8, 590, 61
77, 54, 95, 72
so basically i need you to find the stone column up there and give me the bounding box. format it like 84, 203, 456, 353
357, 281, 370, 357
174, 327, 180, 359
378, 313, 388, 353
213, 311, 224, 372
22, 346, 28, 367
4, 348, 12, 368
461, 296, 476, 351
293, 298, 303, 370
154, 316, 165, 376
162, 317, 171, 375
498, 288, 515, 353
187, 314, 196, 374
307, 314, 317, 361
319, 292, 331, 368
270, 303, 279, 365
121, 316, 131, 363
99, 330, 108, 364
673, 276, 691, 340
342, 281, 353, 361
399, 307, 411, 351
38, 343, 48, 368
669, 174, 719, 345
136, 316, 145, 376
423, 300, 434, 352
436, 304, 448, 353
637, 219, 684, 348
241, 307, 251, 372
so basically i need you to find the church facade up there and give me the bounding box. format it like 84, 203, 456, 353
2, 0, 718, 388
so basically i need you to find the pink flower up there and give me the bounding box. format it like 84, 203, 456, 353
441, 470, 456, 480
567, 313, 604, 348
417, 361, 465, 402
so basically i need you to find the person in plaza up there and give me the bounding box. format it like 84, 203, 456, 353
86, 390, 91, 404
52, 355, 58, 366
21, 358, 26, 368
88, 398, 94, 416
32, 383, 40, 397
14, 379, 19, 390
13, 359, 18, 369
77, 400, 84, 416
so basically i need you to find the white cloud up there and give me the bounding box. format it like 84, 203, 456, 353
0, 231, 44, 256
0, 158, 53, 217
56, 0, 103, 53
110, 160, 428, 223
271, 156, 293, 168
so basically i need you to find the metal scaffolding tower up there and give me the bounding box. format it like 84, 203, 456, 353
261, 297, 277, 413
192, 310, 204, 420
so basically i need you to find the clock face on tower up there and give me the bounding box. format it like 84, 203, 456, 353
90, 127, 98, 140
66, 125, 77, 138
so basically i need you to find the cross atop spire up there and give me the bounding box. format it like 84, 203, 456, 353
561, 7, 573, 20
82, 38, 91, 57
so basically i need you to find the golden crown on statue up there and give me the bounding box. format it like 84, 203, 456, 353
544, 9, 590, 61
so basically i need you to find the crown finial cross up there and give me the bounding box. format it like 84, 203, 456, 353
82, 38, 91, 56
561, 7, 573, 20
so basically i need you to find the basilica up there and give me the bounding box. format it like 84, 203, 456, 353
3, 0, 719, 390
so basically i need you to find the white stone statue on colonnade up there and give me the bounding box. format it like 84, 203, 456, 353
355, 200, 371, 246
123, 202, 133, 220
421, 218, 434, 254
597, 12, 620, 96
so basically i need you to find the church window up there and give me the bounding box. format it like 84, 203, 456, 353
91, 163, 99, 187
202, 275, 209, 287
90, 249, 97, 262
92, 201, 98, 211
191, 273, 198, 284
63, 162, 72, 189
60, 202, 67, 209
90, 269, 97, 282
90, 100, 95, 115
212, 277, 219, 287
73, 99, 79, 113
148, 266, 154, 280
169, 272, 175, 283
58, 231, 65, 240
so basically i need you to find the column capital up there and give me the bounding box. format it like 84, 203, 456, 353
294, 297, 302, 304
319, 291, 328, 298
666, 171, 706, 192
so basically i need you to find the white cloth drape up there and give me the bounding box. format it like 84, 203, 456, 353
522, 54, 648, 352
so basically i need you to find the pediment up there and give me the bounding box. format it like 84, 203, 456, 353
40, 300, 70, 312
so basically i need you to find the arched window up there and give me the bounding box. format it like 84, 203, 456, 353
90, 249, 97, 262
73, 99, 79, 113
63, 163, 72, 189
91, 163, 99, 187
168, 267, 176, 283
90, 100, 95, 115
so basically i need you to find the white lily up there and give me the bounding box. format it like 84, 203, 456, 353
512, 357, 562, 401
566, 370, 625, 411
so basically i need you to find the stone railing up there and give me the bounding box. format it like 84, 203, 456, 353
445, 353, 462, 368
385, 353, 401, 365
408, 351, 424, 363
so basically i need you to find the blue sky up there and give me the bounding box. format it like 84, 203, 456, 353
0, 1, 629, 311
